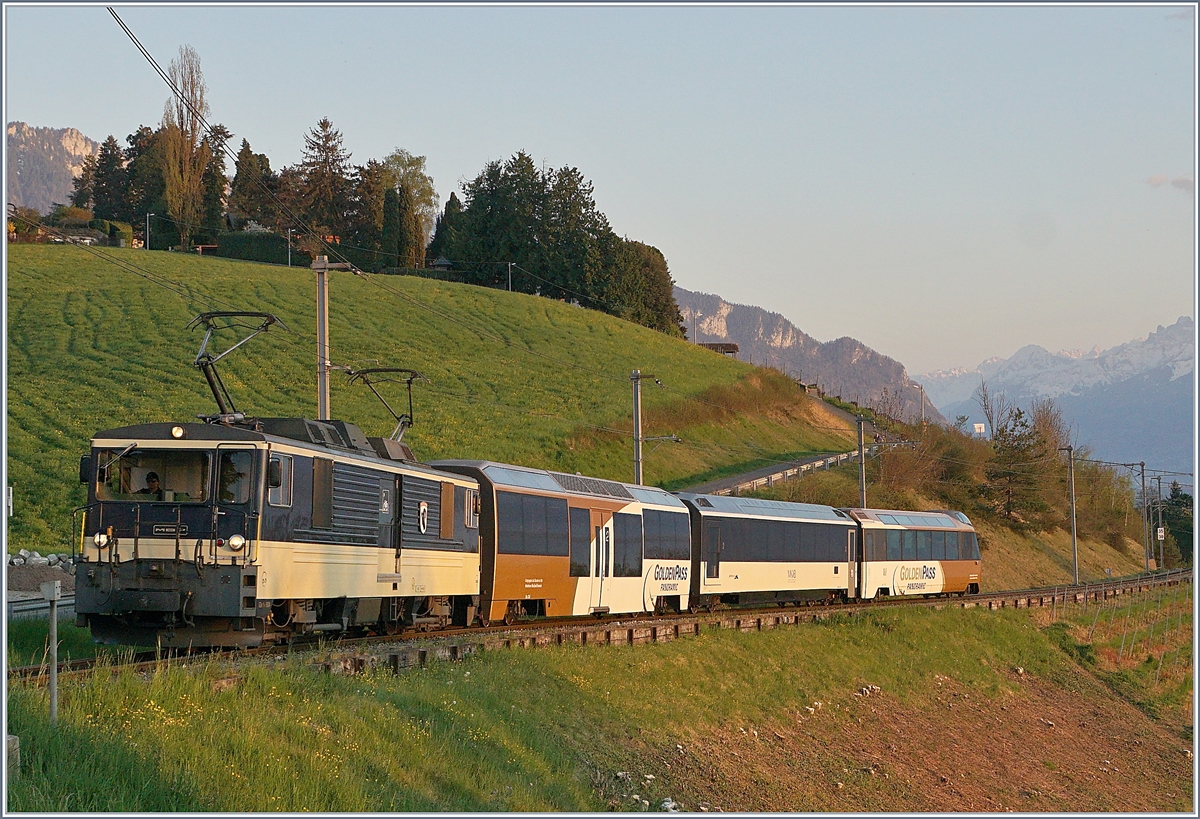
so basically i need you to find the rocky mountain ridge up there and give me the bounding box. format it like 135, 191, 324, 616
6, 121, 99, 214
673, 286, 942, 424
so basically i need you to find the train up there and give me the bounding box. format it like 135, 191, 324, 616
74, 415, 980, 648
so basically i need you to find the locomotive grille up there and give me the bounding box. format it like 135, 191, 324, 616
549, 471, 635, 500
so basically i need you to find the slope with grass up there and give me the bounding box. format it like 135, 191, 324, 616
7, 594, 1192, 812
6, 245, 856, 553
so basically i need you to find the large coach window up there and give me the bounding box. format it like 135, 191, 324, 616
497, 492, 569, 556
569, 508, 591, 576
917, 530, 933, 560
613, 513, 643, 577
643, 510, 691, 561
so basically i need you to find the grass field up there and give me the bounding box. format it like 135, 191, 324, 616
6, 244, 856, 554
7, 595, 1192, 812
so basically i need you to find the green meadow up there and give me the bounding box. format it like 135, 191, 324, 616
6, 244, 856, 554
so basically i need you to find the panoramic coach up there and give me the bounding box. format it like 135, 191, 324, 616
848, 508, 981, 598
429, 460, 693, 622
74, 418, 482, 647
675, 494, 860, 606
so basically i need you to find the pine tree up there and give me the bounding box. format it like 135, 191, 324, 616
92, 135, 129, 222
380, 187, 400, 271
199, 124, 232, 240
427, 191, 462, 262
69, 153, 97, 209
396, 183, 419, 268
299, 117, 351, 236
227, 138, 276, 230
125, 126, 170, 248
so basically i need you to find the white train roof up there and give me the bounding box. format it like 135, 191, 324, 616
429, 460, 686, 508
675, 493, 852, 522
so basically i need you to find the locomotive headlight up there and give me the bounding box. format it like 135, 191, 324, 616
228, 534, 246, 551
170, 426, 186, 439
92, 532, 109, 548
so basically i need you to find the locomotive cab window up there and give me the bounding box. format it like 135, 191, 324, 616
95, 449, 210, 503
268, 454, 293, 507
218, 450, 254, 505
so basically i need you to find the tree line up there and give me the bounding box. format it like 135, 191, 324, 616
32, 44, 684, 338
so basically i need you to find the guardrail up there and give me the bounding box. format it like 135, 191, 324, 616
714, 446, 879, 496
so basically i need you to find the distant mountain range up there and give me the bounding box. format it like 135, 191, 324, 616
920, 317, 1195, 474
673, 286, 942, 423
6, 121, 99, 214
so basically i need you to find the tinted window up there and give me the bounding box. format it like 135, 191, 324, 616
902, 530, 917, 561
613, 512, 643, 577
932, 530, 945, 560
496, 491, 569, 556
968, 532, 981, 560
885, 530, 901, 561
569, 508, 591, 577
917, 530, 932, 560
644, 510, 691, 560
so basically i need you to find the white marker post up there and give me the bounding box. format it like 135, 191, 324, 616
39, 580, 61, 725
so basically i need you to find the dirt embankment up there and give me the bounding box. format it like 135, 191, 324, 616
617, 669, 1192, 812
6, 564, 75, 593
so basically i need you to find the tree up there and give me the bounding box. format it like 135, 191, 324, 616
381, 148, 439, 260
160, 44, 212, 250
344, 159, 390, 267
91, 136, 129, 222
299, 117, 352, 235
426, 191, 462, 261
974, 380, 1013, 440
599, 240, 686, 337
396, 183, 422, 268
69, 153, 97, 209
1162, 482, 1193, 564
227, 138, 277, 230
983, 407, 1052, 524
379, 187, 400, 271
199, 124, 232, 239
124, 126, 168, 245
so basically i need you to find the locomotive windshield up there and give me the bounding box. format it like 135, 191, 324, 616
96, 449, 211, 503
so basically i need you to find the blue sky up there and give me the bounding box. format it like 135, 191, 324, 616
4, 3, 1195, 373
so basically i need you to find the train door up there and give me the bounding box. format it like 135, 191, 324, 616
590, 510, 613, 611
389, 476, 403, 581
213, 444, 258, 565
703, 518, 721, 587
846, 528, 857, 598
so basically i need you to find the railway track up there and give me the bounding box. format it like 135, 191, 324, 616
10, 567, 1192, 684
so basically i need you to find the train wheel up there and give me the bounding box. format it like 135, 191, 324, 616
503, 601, 520, 626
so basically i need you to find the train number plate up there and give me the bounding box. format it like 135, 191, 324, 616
152, 524, 189, 536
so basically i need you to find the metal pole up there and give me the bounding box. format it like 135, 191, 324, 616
632, 370, 643, 485
857, 415, 867, 508
48, 598, 58, 725
288, 228, 292, 267
146, 212, 153, 250
314, 257, 330, 420
1067, 445, 1078, 585
1140, 462, 1149, 571
507, 262, 512, 292
1156, 476, 1165, 570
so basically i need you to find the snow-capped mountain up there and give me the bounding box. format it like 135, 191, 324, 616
919, 317, 1195, 473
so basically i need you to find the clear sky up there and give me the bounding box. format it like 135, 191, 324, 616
4, 3, 1196, 374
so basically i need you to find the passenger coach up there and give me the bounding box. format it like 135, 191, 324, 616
675, 494, 860, 606
848, 508, 981, 598
430, 461, 693, 622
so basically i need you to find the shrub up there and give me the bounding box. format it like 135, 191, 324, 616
209, 231, 312, 267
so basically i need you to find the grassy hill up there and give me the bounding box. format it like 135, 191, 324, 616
6, 245, 856, 553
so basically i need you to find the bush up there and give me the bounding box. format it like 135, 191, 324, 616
209, 231, 312, 267
90, 220, 133, 247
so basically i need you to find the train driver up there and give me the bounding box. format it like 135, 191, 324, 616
136, 471, 164, 500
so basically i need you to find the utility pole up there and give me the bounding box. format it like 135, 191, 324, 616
1140, 462, 1149, 571
1060, 445, 1078, 585
1155, 475, 1165, 570
145, 212, 153, 250
288, 228, 293, 267
507, 262, 512, 292
40, 580, 60, 725
631, 369, 644, 485
312, 255, 350, 420
857, 415, 867, 508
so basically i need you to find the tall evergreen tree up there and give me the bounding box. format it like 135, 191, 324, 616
379, 187, 401, 271
92, 135, 129, 222
125, 126, 170, 247
426, 191, 462, 262
396, 183, 421, 268
199, 124, 232, 240
69, 153, 97, 209
299, 117, 352, 235
227, 138, 277, 229
347, 159, 389, 260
